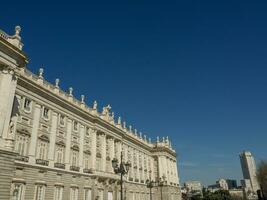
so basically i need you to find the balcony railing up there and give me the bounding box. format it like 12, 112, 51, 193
129, 177, 134, 181
16, 155, 29, 162
54, 163, 65, 169
36, 159, 49, 166
83, 168, 93, 174
70, 166, 80, 172
135, 179, 139, 182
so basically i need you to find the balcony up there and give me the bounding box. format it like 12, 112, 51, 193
135, 179, 139, 182
83, 168, 93, 174
36, 159, 49, 166
141, 180, 145, 184
70, 166, 80, 172
129, 177, 134, 181
54, 163, 65, 169
16, 155, 29, 162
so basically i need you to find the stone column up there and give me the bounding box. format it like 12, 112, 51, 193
65, 118, 72, 167
150, 156, 154, 181
174, 160, 179, 184
109, 137, 115, 173
101, 133, 106, 171
117, 141, 122, 163
0, 69, 18, 149
136, 150, 140, 182
158, 156, 164, 179
79, 125, 85, 169
48, 111, 58, 166
28, 104, 41, 163
90, 128, 97, 170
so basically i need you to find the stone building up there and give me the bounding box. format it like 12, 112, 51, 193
0, 26, 181, 200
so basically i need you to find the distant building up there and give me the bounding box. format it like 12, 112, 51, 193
239, 151, 260, 193
226, 179, 238, 189
184, 181, 203, 197
185, 181, 202, 192
217, 179, 229, 190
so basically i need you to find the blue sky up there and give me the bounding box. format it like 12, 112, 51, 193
1, 0, 267, 186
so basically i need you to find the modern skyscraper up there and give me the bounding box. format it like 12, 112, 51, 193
239, 151, 260, 193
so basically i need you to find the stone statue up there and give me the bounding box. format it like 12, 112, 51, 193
157, 136, 159, 143
118, 116, 121, 125
123, 121, 126, 129
69, 87, 73, 96
55, 78, 60, 88
93, 100, 97, 110
38, 68, 44, 78
81, 95, 85, 103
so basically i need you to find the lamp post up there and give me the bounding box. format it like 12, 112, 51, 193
112, 152, 131, 200
146, 175, 166, 200
146, 172, 154, 200
157, 175, 167, 200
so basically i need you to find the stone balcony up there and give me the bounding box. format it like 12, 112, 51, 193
54, 163, 65, 169
15, 155, 29, 162
83, 168, 93, 174
36, 159, 49, 166
70, 166, 80, 172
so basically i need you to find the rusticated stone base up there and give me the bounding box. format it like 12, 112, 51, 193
0, 149, 17, 200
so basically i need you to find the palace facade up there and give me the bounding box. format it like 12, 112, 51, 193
0, 26, 181, 200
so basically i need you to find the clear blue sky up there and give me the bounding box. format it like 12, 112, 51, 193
1, 0, 267, 186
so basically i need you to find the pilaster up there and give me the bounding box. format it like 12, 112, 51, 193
79, 125, 85, 168
28, 104, 41, 163
90, 128, 97, 170
65, 118, 72, 166
48, 111, 58, 165
101, 133, 106, 171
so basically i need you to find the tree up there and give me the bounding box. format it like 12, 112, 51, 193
257, 161, 267, 199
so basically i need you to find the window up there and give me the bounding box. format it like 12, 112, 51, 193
84, 188, 92, 200
59, 115, 65, 126
23, 98, 32, 112
70, 188, 78, 200
15, 134, 29, 156
73, 121, 78, 131
11, 182, 25, 200
71, 150, 79, 166
37, 140, 48, 160
55, 145, 65, 163
42, 107, 50, 120
54, 186, 63, 200
84, 153, 90, 169
35, 185, 46, 200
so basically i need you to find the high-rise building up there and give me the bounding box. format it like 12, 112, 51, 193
0, 26, 181, 200
239, 151, 260, 193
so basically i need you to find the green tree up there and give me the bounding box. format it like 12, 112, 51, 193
257, 161, 267, 198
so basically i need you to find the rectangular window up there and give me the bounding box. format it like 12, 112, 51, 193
73, 121, 78, 131
54, 186, 63, 200
55, 146, 64, 163
15, 135, 29, 156
84, 188, 92, 200
37, 140, 48, 160
42, 107, 50, 120
59, 115, 65, 126
71, 150, 79, 166
35, 185, 46, 200
23, 98, 32, 112
70, 188, 78, 200
11, 182, 25, 200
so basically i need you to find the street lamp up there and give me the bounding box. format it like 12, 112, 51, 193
146, 173, 154, 200
157, 175, 167, 200
112, 152, 131, 200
